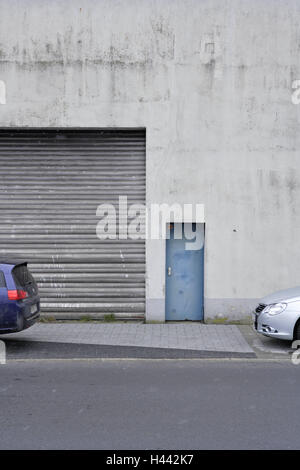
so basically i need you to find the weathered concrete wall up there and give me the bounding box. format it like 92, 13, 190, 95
0, 0, 300, 320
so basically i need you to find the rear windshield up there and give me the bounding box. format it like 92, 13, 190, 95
0, 271, 6, 287
12, 264, 35, 288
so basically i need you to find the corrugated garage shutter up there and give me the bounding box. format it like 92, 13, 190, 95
0, 129, 146, 319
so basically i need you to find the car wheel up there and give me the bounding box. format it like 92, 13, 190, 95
294, 320, 300, 340
17, 314, 24, 332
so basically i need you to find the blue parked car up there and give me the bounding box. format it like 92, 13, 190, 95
0, 260, 40, 333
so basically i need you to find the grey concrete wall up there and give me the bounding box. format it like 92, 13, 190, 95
0, 0, 300, 320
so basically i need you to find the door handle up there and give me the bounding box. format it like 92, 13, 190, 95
168, 266, 172, 276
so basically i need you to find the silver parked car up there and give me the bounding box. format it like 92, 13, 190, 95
253, 287, 300, 341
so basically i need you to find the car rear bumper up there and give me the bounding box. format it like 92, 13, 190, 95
0, 298, 40, 334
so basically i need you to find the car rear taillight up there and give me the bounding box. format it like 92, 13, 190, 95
7, 289, 28, 300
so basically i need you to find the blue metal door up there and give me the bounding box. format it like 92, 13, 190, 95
165, 223, 204, 321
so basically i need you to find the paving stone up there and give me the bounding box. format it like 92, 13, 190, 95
0, 323, 254, 354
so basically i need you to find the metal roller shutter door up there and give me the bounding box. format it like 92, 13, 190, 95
0, 129, 146, 319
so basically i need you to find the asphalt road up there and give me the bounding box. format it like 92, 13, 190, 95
0, 359, 299, 450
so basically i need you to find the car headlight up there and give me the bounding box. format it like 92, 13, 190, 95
263, 303, 287, 315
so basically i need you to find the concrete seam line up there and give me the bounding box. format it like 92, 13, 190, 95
6, 357, 292, 363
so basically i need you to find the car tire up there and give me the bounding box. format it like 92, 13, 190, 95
294, 320, 300, 340
17, 314, 24, 332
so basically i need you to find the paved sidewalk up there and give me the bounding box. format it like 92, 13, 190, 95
0, 323, 254, 355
